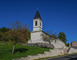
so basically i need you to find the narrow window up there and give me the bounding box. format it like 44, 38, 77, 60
40, 22, 41, 26
35, 21, 37, 26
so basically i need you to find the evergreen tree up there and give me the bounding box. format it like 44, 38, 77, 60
58, 32, 67, 44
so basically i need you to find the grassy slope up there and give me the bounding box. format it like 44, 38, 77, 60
0, 43, 49, 60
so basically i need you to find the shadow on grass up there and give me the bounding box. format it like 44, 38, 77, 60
14, 48, 29, 54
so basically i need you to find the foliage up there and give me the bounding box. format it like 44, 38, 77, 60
65, 43, 69, 47
0, 43, 49, 60
0, 21, 30, 55
2, 32, 11, 42
42, 31, 58, 44
0, 32, 3, 41
0, 24, 30, 44
0, 27, 11, 42
9, 21, 30, 54
51, 32, 58, 39
0, 27, 10, 33
10, 21, 30, 43
58, 32, 67, 44
0, 27, 11, 41
42, 33, 51, 44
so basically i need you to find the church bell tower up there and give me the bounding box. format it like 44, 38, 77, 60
28, 10, 43, 43
33, 10, 42, 31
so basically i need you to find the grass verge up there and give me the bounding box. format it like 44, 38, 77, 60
0, 43, 49, 60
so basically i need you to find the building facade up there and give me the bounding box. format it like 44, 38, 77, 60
28, 10, 66, 49
28, 10, 45, 43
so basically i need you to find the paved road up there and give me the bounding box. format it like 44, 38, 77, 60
46, 54, 77, 60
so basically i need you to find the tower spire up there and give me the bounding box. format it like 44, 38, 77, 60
34, 10, 42, 20
33, 10, 42, 31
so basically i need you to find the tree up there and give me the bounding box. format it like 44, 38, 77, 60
0, 27, 11, 42
0, 27, 10, 33
10, 21, 30, 55
58, 32, 67, 44
0, 32, 3, 41
42, 31, 58, 44
2, 32, 11, 42
42, 32, 51, 44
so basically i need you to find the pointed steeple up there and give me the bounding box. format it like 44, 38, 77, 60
34, 10, 42, 20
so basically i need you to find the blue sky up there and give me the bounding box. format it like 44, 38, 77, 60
0, 0, 77, 43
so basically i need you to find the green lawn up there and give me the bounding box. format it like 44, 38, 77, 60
0, 43, 49, 60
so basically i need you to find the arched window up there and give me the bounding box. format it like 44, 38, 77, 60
35, 21, 37, 26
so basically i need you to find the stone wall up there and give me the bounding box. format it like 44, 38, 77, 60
12, 45, 77, 60
68, 47, 77, 54
51, 39, 66, 49
27, 43, 54, 48
13, 48, 65, 60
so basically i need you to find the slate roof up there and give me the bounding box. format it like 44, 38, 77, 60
34, 10, 42, 20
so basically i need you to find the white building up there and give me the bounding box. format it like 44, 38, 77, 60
28, 10, 46, 43
28, 10, 66, 48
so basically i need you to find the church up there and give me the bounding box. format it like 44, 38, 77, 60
28, 10, 48, 43
28, 10, 66, 48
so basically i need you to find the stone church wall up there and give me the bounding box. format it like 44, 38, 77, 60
28, 31, 66, 49
28, 31, 44, 43
51, 39, 66, 48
